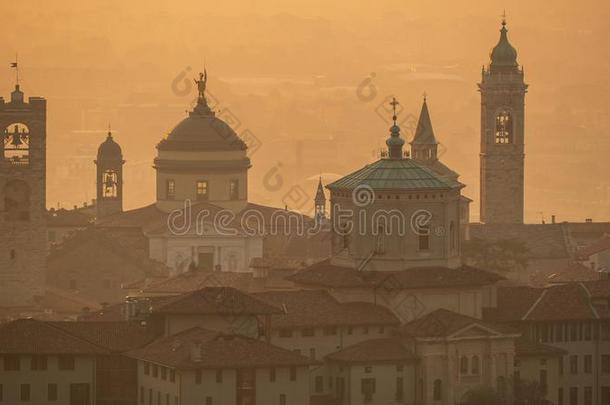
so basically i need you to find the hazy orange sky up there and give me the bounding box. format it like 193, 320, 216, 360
2, 0, 610, 223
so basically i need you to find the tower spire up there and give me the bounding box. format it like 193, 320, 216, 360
410, 95, 438, 161
385, 97, 405, 159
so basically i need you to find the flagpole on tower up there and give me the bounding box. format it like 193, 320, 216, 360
10, 54, 19, 86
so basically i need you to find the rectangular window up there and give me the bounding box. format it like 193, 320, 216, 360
396, 377, 404, 400
570, 355, 578, 374
166, 180, 176, 200
195, 370, 202, 384
144, 362, 150, 375
603, 355, 610, 374
301, 328, 314, 337
215, 370, 223, 383
170, 369, 176, 383
58, 355, 75, 370
290, 367, 297, 381
20, 384, 30, 401
4, 354, 20, 371
229, 180, 239, 200
161, 367, 167, 380
540, 369, 547, 394
152, 364, 158, 378
585, 355, 592, 373
361, 378, 376, 403
270, 368, 276, 382
570, 387, 578, 405
196, 181, 209, 201
418, 226, 430, 250
585, 386, 593, 405
315, 376, 324, 393
279, 394, 286, 405
48, 383, 58, 401
559, 356, 564, 375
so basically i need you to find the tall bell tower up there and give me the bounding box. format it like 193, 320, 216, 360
0, 83, 47, 306
479, 17, 528, 224
95, 129, 124, 219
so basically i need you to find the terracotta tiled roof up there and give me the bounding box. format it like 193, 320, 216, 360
127, 327, 316, 369
401, 309, 517, 338
469, 223, 571, 259
0, 319, 107, 354
489, 282, 610, 323
288, 259, 502, 290
252, 290, 399, 328
515, 338, 566, 357
50, 321, 161, 352
547, 262, 603, 284
153, 287, 282, 315
326, 338, 416, 363
577, 235, 610, 259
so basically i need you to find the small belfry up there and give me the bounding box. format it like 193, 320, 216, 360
314, 176, 326, 224
479, 14, 528, 224
95, 126, 124, 219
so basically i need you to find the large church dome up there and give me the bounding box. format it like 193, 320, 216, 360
159, 109, 247, 151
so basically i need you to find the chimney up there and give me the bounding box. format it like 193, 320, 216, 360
190, 341, 203, 362
586, 218, 593, 223
551, 215, 556, 224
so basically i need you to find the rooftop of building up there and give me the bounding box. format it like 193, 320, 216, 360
287, 259, 503, 290
127, 326, 316, 369
252, 289, 399, 329
326, 338, 416, 364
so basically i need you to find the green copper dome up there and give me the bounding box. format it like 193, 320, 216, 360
490, 21, 518, 68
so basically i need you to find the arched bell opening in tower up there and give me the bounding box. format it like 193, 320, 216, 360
3, 122, 30, 164
102, 170, 118, 198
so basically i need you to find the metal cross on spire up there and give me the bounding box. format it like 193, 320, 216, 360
501, 9, 507, 26
390, 97, 399, 125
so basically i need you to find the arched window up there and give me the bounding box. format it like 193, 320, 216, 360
471, 355, 480, 375
102, 170, 118, 198
433, 379, 442, 401
460, 356, 469, 374
3, 123, 30, 164
4, 180, 30, 221
495, 110, 512, 144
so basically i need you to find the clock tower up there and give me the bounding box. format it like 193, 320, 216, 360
0, 84, 47, 306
